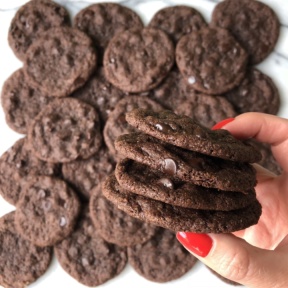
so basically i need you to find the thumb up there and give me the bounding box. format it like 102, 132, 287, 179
176, 232, 288, 288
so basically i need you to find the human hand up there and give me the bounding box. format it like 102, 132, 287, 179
176, 113, 288, 288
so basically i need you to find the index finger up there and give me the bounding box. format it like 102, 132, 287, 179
221, 112, 288, 172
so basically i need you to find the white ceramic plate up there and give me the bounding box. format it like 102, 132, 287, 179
1, 1, 288, 287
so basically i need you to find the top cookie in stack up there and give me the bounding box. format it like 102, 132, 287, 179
103, 109, 262, 233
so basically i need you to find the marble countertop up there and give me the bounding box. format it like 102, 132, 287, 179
1, 1, 288, 287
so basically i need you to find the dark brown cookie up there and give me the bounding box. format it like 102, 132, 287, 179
149, 68, 189, 110
115, 133, 257, 192
224, 68, 280, 115
74, 3, 143, 61
28, 98, 102, 163
71, 68, 126, 124
89, 185, 157, 247
0, 212, 52, 288
103, 96, 163, 157
24, 27, 97, 97
8, 0, 70, 61
128, 228, 197, 283
62, 146, 115, 199
0, 138, 60, 205
116, 158, 256, 210
1, 69, 54, 134
148, 5, 206, 44
15, 176, 80, 246
211, 0, 280, 64
103, 175, 262, 233
176, 27, 248, 95
125, 109, 262, 163
54, 208, 127, 286
175, 92, 237, 128
103, 28, 174, 93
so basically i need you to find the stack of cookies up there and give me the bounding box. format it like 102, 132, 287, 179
0, 0, 283, 286
103, 109, 262, 233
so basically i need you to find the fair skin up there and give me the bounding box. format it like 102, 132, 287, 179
179, 113, 288, 288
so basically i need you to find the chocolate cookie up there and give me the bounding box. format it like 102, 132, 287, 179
0, 212, 52, 288
175, 92, 237, 128
74, 3, 143, 61
115, 133, 257, 192
62, 146, 115, 199
176, 27, 248, 95
116, 158, 256, 210
8, 0, 70, 61
71, 68, 125, 124
0, 138, 59, 205
28, 98, 102, 163
103, 175, 262, 233
125, 109, 262, 163
103, 28, 174, 93
148, 5, 206, 43
149, 68, 189, 110
54, 208, 127, 286
15, 176, 80, 246
1, 69, 54, 134
224, 68, 280, 115
24, 27, 97, 97
128, 228, 197, 282
211, 0, 280, 64
90, 185, 157, 246
103, 96, 163, 157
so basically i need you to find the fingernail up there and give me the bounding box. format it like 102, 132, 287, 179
176, 232, 213, 258
212, 118, 235, 130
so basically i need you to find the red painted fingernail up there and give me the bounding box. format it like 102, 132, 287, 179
212, 118, 235, 130
176, 232, 213, 258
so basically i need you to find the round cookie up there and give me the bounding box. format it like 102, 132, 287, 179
8, 0, 70, 61
28, 98, 102, 163
24, 27, 97, 97
15, 176, 80, 246
62, 146, 115, 199
148, 5, 207, 43
211, 0, 280, 64
116, 158, 257, 210
0, 138, 60, 205
128, 228, 197, 283
103, 175, 262, 233
175, 92, 237, 128
125, 109, 262, 163
103, 28, 174, 93
1, 69, 54, 134
54, 208, 127, 286
71, 68, 126, 124
0, 212, 52, 288
115, 133, 257, 193
176, 27, 248, 95
74, 3, 143, 61
224, 68, 280, 115
149, 68, 189, 110
103, 96, 163, 157
90, 185, 157, 247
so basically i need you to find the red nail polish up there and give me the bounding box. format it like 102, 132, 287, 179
212, 118, 235, 130
176, 232, 213, 258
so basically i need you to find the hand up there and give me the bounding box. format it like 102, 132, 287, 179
176, 113, 288, 288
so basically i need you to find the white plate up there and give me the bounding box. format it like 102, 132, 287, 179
1, 1, 288, 287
